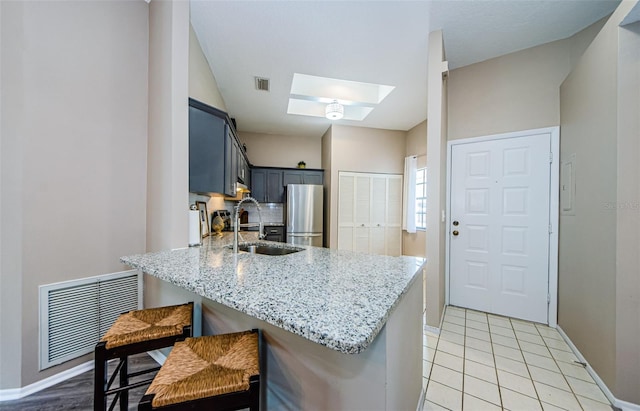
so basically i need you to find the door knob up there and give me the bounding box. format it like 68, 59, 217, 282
453, 221, 459, 226
452, 230, 459, 236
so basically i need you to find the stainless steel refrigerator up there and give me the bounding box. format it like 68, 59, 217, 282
286, 184, 323, 247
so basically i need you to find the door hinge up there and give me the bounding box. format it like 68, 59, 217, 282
549, 152, 553, 164
548, 224, 553, 234
547, 293, 551, 304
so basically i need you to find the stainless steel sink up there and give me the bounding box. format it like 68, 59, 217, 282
237, 244, 303, 256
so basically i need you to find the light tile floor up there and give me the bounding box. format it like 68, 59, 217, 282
423, 306, 614, 411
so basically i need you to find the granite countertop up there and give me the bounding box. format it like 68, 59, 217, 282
121, 233, 425, 354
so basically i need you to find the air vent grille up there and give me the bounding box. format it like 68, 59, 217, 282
255, 77, 270, 91
39, 270, 141, 370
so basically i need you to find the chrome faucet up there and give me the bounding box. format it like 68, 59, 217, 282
233, 196, 265, 253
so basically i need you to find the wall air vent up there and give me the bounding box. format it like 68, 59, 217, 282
39, 270, 142, 370
255, 77, 270, 91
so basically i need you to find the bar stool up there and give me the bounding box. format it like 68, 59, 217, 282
138, 329, 262, 411
94, 302, 193, 411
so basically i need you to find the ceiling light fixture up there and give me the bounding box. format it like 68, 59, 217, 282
325, 100, 344, 120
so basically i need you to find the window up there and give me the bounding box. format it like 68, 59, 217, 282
415, 168, 427, 229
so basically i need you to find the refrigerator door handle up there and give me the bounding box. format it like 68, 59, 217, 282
288, 233, 322, 237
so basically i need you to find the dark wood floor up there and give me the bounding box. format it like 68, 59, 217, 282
0, 353, 159, 411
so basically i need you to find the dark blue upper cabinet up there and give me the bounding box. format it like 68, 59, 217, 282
189, 104, 226, 195
283, 169, 323, 186
189, 98, 247, 197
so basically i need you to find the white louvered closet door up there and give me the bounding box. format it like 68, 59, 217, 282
338, 172, 403, 256
354, 176, 372, 253
338, 174, 355, 251
370, 176, 387, 255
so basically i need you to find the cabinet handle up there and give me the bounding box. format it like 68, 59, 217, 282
361, 224, 365, 227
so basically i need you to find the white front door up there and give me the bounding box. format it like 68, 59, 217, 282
449, 132, 551, 323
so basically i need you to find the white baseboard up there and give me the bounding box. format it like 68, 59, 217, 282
416, 386, 426, 411
147, 349, 167, 366
424, 325, 440, 335
0, 352, 165, 403
0, 360, 93, 402
557, 326, 640, 411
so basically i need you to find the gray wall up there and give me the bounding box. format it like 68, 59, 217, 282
0, 0, 149, 387
559, 2, 640, 403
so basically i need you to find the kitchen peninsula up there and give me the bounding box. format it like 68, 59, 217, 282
121, 233, 425, 410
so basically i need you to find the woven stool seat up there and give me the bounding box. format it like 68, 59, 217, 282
139, 330, 261, 410
101, 304, 193, 350
95, 302, 193, 411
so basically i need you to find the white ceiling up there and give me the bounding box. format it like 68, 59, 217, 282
190, 0, 620, 139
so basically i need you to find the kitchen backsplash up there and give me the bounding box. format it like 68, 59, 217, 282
225, 201, 284, 224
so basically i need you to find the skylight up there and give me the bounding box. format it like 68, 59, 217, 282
287, 73, 394, 121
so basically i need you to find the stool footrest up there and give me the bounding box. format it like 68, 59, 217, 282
106, 378, 156, 396
128, 366, 161, 379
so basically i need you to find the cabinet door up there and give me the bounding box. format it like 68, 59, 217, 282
225, 131, 238, 197
302, 171, 323, 185
243, 159, 250, 187
237, 150, 245, 184
264, 226, 284, 242
189, 106, 225, 194
266, 170, 284, 202
283, 170, 303, 186
251, 169, 267, 202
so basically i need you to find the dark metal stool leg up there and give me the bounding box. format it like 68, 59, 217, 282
94, 342, 107, 411
119, 356, 128, 411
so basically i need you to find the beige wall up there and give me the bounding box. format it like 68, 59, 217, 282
448, 18, 606, 141
560, 1, 639, 403
403, 121, 427, 258
188, 21, 228, 229
325, 125, 405, 249
615, 19, 640, 404
189, 24, 227, 112
425, 30, 448, 328
145, 0, 198, 314
239, 131, 322, 169
0, 0, 23, 388
0, 0, 149, 387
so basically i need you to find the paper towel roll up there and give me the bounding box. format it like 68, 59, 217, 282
189, 209, 201, 246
